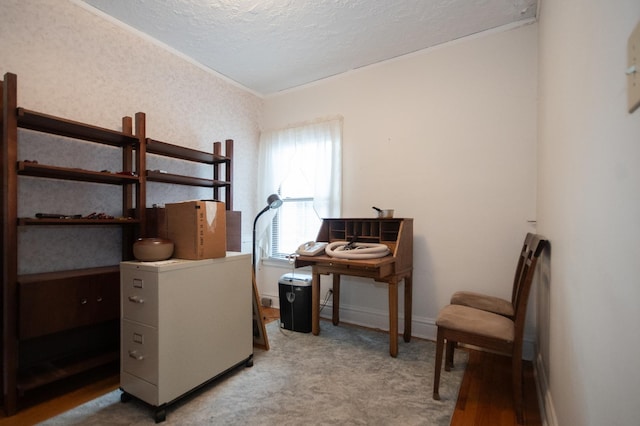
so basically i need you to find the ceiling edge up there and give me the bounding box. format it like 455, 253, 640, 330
70, 0, 537, 99
70, 0, 264, 98
265, 17, 538, 98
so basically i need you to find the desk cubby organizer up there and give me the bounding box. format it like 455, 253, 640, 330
323, 219, 402, 252
317, 218, 408, 266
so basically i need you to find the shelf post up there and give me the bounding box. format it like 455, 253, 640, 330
135, 112, 146, 238
2, 72, 19, 415
225, 139, 234, 210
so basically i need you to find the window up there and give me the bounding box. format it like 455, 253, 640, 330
271, 172, 321, 258
257, 117, 342, 260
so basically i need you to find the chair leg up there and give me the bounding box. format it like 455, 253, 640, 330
433, 328, 444, 400
445, 340, 455, 371
512, 352, 524, 424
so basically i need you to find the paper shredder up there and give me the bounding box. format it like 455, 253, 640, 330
278, 273, 312, 333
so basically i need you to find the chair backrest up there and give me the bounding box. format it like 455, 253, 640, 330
510, 233, 535, 307
512, 234, 548, 347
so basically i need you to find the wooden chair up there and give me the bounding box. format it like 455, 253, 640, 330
449, 233, 535, 318
432, 234, 547, 424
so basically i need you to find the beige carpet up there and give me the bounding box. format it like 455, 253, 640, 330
39, 320, 467, 425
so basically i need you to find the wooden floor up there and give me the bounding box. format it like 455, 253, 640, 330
450, 350, 541, 426
0, 307, 541, 426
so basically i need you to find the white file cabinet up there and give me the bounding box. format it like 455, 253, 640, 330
119, 253, 252, 422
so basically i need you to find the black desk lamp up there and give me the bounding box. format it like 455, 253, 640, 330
251, 194, 283, 350
252, 194, 283, 276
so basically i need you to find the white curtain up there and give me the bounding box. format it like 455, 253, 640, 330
255, 117, 342, 256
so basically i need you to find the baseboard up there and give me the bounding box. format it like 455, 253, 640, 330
534, 353, 559, 426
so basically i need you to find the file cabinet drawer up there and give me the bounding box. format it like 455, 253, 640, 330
121, 320, 158, 385
121, 269, 158, 325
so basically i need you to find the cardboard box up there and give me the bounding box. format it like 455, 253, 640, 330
166, 200, 226, 259
146, 207, 241, 252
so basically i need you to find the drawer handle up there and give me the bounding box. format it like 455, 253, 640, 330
96, 296, 103, 303
80, 298, 88, 305
128, 295, 145, 304
128, 350, 144, 361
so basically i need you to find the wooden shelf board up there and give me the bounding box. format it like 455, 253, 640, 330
147, 170, 230, 187
18, 162, 140, 185
18, 265, 120, 284
147, 138, 229, 164
17, 350, 119, 393
17, 108, 138, 147
18, 218, 139, 226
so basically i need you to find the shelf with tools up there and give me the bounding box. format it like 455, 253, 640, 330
17, 161, 141, 184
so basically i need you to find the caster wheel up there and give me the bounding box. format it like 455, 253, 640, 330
245, 355, 254, 367
154, 407, 166, 423
120, 392, 132, 403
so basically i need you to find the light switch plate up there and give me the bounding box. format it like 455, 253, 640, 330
628, 21, 640, 113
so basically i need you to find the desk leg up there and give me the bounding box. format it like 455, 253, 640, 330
388, 278, 398, 358
312, 269, 321, 335
332, 274, 341, 326
403, 273, 413, 342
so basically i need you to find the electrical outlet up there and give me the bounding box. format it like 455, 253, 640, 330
627, 20, 640, 113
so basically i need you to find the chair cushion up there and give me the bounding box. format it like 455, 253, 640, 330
436, 304, 514, 342
450, 291, 514, 317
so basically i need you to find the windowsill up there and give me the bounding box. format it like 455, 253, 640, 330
261, 257, 296, 268
261, 256, 313, 273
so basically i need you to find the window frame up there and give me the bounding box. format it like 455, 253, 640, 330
270, 195, 322, 260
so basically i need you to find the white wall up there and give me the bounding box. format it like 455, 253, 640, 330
259, 23, 539, 344
537, 1, 640, 425
0, 0, 263, 273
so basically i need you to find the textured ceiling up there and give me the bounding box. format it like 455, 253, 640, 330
80, 0, 537, 96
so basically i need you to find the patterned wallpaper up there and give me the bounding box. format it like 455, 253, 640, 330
1, 0, 263, 274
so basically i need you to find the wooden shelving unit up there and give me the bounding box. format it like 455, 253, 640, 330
1, 72, 241, 415
1, 72, 145, 415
